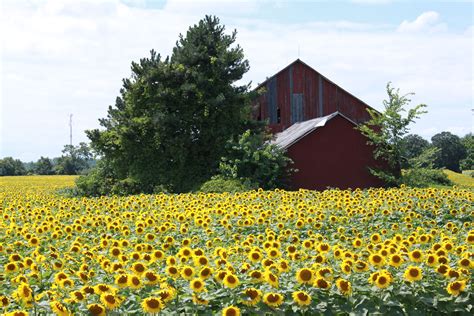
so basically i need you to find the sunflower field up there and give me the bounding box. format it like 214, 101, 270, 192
0, 176, 472, 316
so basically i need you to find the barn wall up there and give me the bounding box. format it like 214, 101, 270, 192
286, 115, 384, 190
253, 60, 374, 132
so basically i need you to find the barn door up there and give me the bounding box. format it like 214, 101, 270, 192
291, 93, 304, 123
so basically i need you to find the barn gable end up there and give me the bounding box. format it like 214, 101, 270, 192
253, 59, 376, 133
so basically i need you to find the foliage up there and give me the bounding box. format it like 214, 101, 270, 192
54, 142, 94, 175
218, 130, 294, 190
357, 83, 427, 186
198, 176, 256, 193
431, 132, 467, 172
402, 168, 452, 187
86, 16, 257, 194
34, 156, 55, 175
460, 133, 473, 171
75, 160, 119, 196
407, 146, 440, 169
400, 134, 430, 168
0, 157, 26, 176
0, 176, 472, 315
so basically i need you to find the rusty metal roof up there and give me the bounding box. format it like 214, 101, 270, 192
271, 111, 357, 149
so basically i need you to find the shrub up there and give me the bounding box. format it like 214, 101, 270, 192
402, 168, 452, 187
76, 160, 119, 196
198, 176, 256, 193
218, 130, 294, 190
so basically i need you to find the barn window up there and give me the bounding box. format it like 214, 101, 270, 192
277, 107, 281, 123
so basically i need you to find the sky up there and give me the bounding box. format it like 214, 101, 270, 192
1, 0, 473, 161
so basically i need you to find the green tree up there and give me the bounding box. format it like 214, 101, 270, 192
357, 83, 427, 186
35, 156, 54, 175
400, 134, 430, 167
217, 130, 293, 190
0, 157, 26, 176
86, 16, 256, 193
55, 143, 93, 175
460, 133, 473, 171
431, 131, 467, 172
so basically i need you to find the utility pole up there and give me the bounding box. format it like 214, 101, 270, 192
69, 114, 73, 146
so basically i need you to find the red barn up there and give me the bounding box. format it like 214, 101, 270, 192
253, 59, 384, 190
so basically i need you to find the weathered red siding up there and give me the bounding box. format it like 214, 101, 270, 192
286, 115, 384, 190
253, 59, 374, 133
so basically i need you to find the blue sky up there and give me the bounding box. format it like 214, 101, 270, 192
1, 0, 473, 161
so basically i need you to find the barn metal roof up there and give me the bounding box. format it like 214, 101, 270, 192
271, 111, 356, 149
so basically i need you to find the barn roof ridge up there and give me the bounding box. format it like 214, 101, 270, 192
271, 111, 356, 149
255, 59, 378, 114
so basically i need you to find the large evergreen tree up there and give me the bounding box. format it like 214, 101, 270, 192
86, 16, 255, 193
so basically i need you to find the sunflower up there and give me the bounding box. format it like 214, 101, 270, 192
87, 304, 106, 316
458, 258, 472, 269
143, 270, 161, 285
131, 262, 147, 275
100, 293, 122, 310
223, 273, 240, 289
5, 311, 29, 316
314, 277, 331, 289
404, 266, 423, 282
374, 273, 391, 289
277, 259, 290, 273
388, 254, 404, 268
181, 266, 195, 280
369, 254, 385, 267
336, 278, 352, 296
198, 266, 213, 280
0, 295, 9, 307
93, 284, 116, 295
296, 268, 314, 284
241, 288, 262, 306
292, 290, 311, 306
354, 260, 369, 272
70, 291, 86, 303
340, 263, 352, 274
249, 270, 264, 283
5, 262, 18, 274
446, 280, 466, 296
166, 266, 180, 279
141, 297, 163, 314
190, 278, 206, 293
156, 287, 175, 303
263, 292, 284, 308
13, 283, 33, 303
114, 274, 128, 288
425, 254, 438, 267
222, 306, 241, 316
263, 270, 278, 288
82, 285, 95, 295
50, 300, 70, 316
408, 250, 423, 263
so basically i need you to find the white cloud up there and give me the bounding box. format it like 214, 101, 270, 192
398, 11, 447, 33
0, 1, 472, 160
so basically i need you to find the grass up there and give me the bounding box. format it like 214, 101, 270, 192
443, 169, 474, 188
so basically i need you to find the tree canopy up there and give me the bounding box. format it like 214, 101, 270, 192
86, 16, 260, 193
431, 131, 467, 172
357, 83, 427, 186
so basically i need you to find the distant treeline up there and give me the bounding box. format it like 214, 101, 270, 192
401, 132, 472, 172
0, 142, 95, 176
